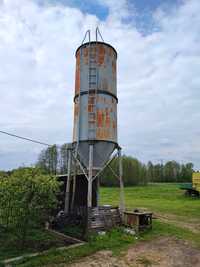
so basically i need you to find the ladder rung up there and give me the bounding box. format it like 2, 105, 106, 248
88, 44, 97, 129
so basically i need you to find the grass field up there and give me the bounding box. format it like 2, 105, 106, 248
2, 183, 200, 266
10, 221, 200, 267
100, 183, 200, 223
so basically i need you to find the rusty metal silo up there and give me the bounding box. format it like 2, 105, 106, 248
64, 29, 125, 213
73, 38, 118, 169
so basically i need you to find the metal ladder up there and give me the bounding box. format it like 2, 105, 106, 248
88, 42, 98, 140
77, 28, 104, 143
87, 27, 104, 140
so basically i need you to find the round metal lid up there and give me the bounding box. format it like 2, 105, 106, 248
75, 41, 117, 58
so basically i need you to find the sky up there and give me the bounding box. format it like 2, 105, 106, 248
0, 0, 200, 170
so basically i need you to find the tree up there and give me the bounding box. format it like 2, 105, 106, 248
0, 170, 8, 179
101, 156, 148, 187
37, 145, 58, 174
60, 144, 69, 174
147, 161, 154, 182
36, 144, 194, 184
180, 163, 193, 182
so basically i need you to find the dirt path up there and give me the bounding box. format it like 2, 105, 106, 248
57, 237, 200, 267
154, 213, 200, 234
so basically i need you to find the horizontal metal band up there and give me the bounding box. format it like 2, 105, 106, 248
74, 90, 118, 103
72, 140, 119, 146
75, 41, 117, 58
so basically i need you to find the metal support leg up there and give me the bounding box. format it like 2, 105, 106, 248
96, 177, 100, 207
88, 144, 93, 208
64, 149, 72, 214
118, 148, 125, 212
71, 164, 77, 211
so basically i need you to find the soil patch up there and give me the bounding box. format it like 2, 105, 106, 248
62, 237, 200, 267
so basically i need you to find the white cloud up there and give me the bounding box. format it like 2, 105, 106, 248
0, 0, 200, 169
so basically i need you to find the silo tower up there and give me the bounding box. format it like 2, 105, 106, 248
64, 28, 124, 214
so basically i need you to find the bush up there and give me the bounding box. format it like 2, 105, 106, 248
0, 167, 60, 247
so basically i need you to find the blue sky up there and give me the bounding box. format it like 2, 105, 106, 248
37, 0, 181, 20
0, 0, 200, 170
37, 0, 182, 33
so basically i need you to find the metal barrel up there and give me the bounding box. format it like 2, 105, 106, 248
73, 41, 118, 169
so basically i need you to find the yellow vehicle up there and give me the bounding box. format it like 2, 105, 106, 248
192, 172, 200, 192
180, 172, 200, 197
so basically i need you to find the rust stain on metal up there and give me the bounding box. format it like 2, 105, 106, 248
74, 102, 79, 116
112, 120, 116, 130
112, 60, 116, 75
75, 51, 80, 94
73, 101, 79, 142
83, 47, 89, 64
88, 96, 95, 105
96, 128, 110, 139
88, 104, 94, 112
105, 108, 110, 128
108, 47, 112, 56
96, 105, 116, 140
98, 44, 105, 66
97, 110, 103, 127
84, 47, 88, 57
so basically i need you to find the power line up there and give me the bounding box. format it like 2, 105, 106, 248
0, 130, 51, 147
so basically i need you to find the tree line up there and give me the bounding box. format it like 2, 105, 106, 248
101, 157, 193, 186
34, 144, 193, 186
36, 144, 68, 174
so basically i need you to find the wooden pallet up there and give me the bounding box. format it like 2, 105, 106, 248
88, 206, 121, 231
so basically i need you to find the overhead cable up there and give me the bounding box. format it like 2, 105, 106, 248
0, 130, 51, 147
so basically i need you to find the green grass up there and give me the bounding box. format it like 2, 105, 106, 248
11, 220, 200, 267
2, 183, 200, 266
10, 228, 136, 267
0, 228, 73, 261
100, 183, 200, 222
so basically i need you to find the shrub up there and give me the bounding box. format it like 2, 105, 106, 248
0, 167, 60, 247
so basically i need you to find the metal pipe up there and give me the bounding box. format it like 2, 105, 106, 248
118, 148, 125, 212
64, 149, 72, 214
81, 30, 90, 44
96, 177, 100, 206
92, 151, 118, 181
88, 144, 93, 208
71, 151, 88, 180
71, 163, 77, 211
96, 27, 104, 42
